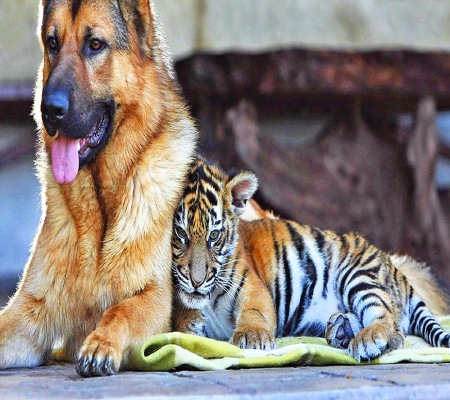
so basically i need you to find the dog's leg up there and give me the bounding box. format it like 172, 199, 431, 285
0, 290, 52, 368
0, 228, 58, 368
0, 207, 94, 368
76, 275, 172, 377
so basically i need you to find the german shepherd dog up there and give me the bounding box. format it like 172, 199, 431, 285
0, 0, 197, 376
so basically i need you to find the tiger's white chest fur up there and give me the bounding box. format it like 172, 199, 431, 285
202, 301, 235, 340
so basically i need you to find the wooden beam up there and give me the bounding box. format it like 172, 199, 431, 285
176, 50, 450, 102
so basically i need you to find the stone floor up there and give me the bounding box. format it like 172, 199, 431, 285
2, 362, 450, 399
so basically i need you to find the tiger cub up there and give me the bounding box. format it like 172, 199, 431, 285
171, 158, 450, 361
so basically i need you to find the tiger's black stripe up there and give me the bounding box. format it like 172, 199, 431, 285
283, 282, 307, 336
360, 301, 383, 324
271, 222, 283, 333
348, 282, 380, 306
409, 301, 426, 332
230, 269, 249, 321
214, 261, 238, 309
281, 246, 292, 331
304, 254, 317, 306
360, 292, 393, 314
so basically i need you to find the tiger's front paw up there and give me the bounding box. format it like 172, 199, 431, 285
348, 325, 404, 362
76, 330, 122, 377
231, 326, 276, 350
180, 319, 206, 337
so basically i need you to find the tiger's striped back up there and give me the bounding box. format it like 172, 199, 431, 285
172, 158, 450, 360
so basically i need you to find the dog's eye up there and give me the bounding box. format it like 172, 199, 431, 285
47, 37, 58, 53
89, 39, 104, 52
48, 38, 57, 49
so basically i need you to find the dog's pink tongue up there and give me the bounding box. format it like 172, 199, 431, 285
51, 135, 80, 184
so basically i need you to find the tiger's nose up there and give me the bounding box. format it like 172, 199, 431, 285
189, 263, 207, 288
190, 274, 205, 289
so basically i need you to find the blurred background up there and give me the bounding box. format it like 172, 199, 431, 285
1, 0, 450, 306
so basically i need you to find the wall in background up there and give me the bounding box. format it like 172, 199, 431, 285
3, 1, 450, 84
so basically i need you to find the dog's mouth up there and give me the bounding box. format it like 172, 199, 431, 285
51, 109, 112, 185
77, 111, 110, 163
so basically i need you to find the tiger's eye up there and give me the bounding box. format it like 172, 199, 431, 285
209, 230, 221, 241
176, 226, 187, 239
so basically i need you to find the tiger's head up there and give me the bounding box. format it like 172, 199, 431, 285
172, 158, 258, 309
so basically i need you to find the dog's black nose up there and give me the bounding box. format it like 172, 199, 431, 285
41, 87, 70, 135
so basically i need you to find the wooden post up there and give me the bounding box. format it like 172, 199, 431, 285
407, 96, 450, 282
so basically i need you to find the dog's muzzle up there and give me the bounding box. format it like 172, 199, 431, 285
40, 67, 114, 185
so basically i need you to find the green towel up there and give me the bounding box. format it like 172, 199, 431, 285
128, 316, 450, 372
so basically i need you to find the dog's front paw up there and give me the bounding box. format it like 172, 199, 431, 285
231, 326, 276, 350
76, 331, 122, 377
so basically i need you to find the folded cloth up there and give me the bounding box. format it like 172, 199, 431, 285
128, 317, 450, 372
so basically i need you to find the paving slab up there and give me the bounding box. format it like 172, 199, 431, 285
1, 363, 450, 400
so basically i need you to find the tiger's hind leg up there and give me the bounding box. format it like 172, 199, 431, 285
325, 312, 362, 350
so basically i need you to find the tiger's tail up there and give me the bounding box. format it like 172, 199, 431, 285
409, 296, 450, 347
391, 254, 450, 315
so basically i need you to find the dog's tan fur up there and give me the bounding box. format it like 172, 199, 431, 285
0, 0, 197, 376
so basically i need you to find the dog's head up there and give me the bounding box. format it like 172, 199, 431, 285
35, 0, 168, 184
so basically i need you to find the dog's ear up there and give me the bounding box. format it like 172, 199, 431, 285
119, 0, 155, 49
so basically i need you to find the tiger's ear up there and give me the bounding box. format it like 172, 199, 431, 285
227, 172, 258, 216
